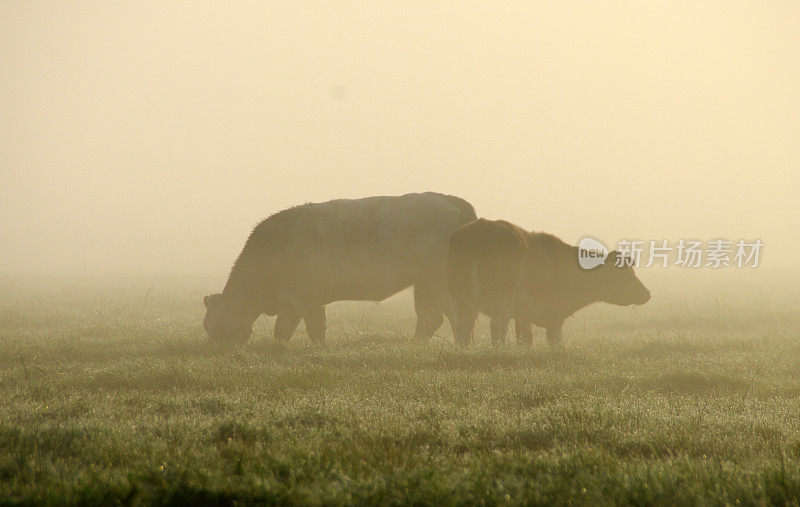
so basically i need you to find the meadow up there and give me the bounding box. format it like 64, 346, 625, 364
1, 271, 799, 505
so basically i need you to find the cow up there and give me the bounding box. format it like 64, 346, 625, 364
203, 192, 477, 344
447, 218, 650, 347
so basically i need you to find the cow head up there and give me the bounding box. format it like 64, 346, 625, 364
592, 251, 651, 306
203, 293, 253, 344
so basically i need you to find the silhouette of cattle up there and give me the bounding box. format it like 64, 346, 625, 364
447, 219, 650, 347
204, 192, 477, 344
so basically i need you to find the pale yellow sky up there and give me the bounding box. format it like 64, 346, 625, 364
1, 1, 798, 273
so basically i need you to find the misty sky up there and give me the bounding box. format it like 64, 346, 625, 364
2, 1, 798, 273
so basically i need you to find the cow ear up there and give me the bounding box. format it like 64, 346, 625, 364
203, 295, 211, 308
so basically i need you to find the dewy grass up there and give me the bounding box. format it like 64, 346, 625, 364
0, 272, 799, 505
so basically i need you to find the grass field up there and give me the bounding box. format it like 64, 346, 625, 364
1, 271, 800, 505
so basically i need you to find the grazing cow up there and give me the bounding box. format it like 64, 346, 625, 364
204, 192, 477, 344
447, 219, 650, 347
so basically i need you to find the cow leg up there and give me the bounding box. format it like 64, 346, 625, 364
489, 298, 513, 347
515, 319, 533, 347
546, 322, 563, 347
274, 307, 302, 343
413, 283, 444, 341
303, 305, 327, 345
448, 254, 479, 348
439, 289, 456, 341
452, 299, 477, 348
442, 310, 455, 344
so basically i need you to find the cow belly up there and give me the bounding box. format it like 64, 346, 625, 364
514, 296, 554, 328
332, 283, 410, 302
317, 263, 412, 303
320, 278, 411, 303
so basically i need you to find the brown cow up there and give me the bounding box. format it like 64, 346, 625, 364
204, 192, 477, 344
447, 219, 650, 347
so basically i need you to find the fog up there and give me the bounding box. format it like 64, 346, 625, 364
2, 1, 798, 274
